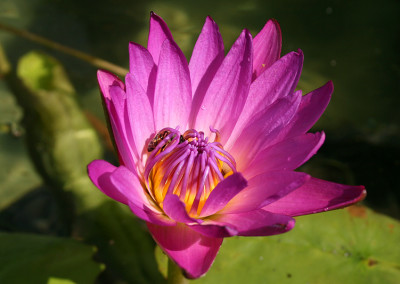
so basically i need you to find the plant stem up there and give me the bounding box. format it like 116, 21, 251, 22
0, 22, 128, 77
167, 258, 189, 284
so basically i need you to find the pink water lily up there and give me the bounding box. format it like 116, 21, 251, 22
88, 13, 366, 279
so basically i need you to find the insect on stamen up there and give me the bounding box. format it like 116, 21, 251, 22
147, 130, 185, 152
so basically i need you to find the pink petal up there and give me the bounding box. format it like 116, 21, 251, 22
226, 51, 303, 150
279, 81, 333, 140
263, 177, 367, 216
153, 39, 192, 130
163, 194, 200, 224
97, 70, 133, 167
109, 166, 175, 226
189, 222, 237, 238
97, 70, 124, 101
128, 201, 176, 226
231, 92, 302, 170
189, 16, 224, 96
199, 173, 248, 217
128, 42, 157, 106
244, 132, 325, 179
213, 209, 295, 236
87, 159, 127, 204
192, 209, 295, 238
221, 171, 309, 214
125, 73, 155, 157
194, 29, 253, 141
109, 166, 156, 212
108, 86, 138, 170
252, 19, 282, 79
147, 12, 174, 65
147, 222, 223, 279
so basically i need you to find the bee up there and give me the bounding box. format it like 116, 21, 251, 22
147, 130, 170, 152
147, 130, 185, 152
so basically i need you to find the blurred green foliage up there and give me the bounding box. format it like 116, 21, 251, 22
0, 232, 102, 284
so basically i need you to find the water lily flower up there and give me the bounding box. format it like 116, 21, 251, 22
88, 13, 366, 279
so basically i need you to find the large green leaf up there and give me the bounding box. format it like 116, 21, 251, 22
0, 78, 42, 210
0, 133, 42, 210
78, 201, 166, 284
0, 232, 102, 283
191, 206, 400, 284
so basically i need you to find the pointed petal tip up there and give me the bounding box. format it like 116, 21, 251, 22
289, 49, 304, 62
243, 28, 253, 38
150, 11, 166, 23
97, 69, 118, 82
236, 28, 253, 40
264, 18, 282, 36
269, 18, 281, 27
269, 216, 296, 236
312, 130, 326, 151
326, 80, 334, 93
206, 15, 215, 23
355, 186, 367, 202
97, 69, 124, 100
275, 49, 303, 68
327, 185, 367, 212
128, 41, 138, 48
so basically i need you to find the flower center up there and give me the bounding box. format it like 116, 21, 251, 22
144, 127, 236, 216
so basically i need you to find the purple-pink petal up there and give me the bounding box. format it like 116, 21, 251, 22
231, 92, 302, 170
128, 42, 157, 105
128, 201, 176, 226
199, 173, 248, 217
147, 12, 174, 64
87, 160, 127, 204
244, 132, 325, 179
153, 39, 192, 130
263, 177, 367, 216
97, 69, 125, 101
109, 166, 154, 211
108, 166, 176, 226
125, 73, 155, 158
194, 29, 253, 141
108, 86, 139, 169
279, 81, 333, 140
147, 222, 223, 279
163, 194, 200, 224
221, 171, 309, 214
189, 222, 238, 238
189, 16, 224, 97
252, 19, 282, 79
204, 209, 295, 237
226, 50, 303, 150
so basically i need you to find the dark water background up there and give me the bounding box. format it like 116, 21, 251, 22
0, 0, 399, 232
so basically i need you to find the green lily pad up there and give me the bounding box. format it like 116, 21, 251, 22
192, 206, 400, 284
78, 201, 166, 284
0, 232, 102, 283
